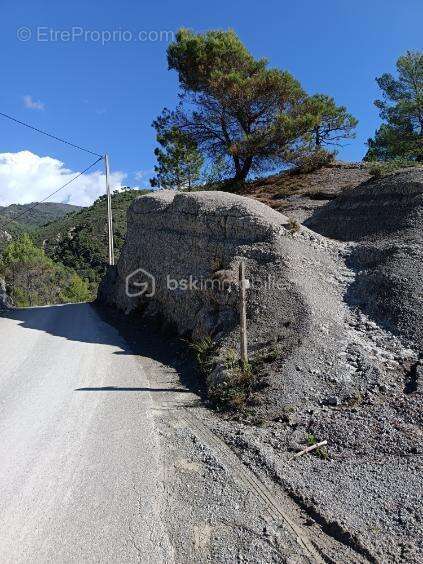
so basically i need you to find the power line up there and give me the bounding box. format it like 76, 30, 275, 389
0, 111, 103, 158
0, 156, 104, 230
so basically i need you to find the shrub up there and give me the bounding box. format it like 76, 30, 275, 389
368, 157, 422, 179
293, 149, 335, 174
208, 361, 256, 412
306, 434, 329, 460
188, 336, 216, 375
287, 218, 301, 233
189, 338, 273, 413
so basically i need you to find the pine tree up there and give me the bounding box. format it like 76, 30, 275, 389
157, 30, 314, 184
150, 112, 203, 190
155, 29, 356, 185
365, 50, 423, 162
305, 94, 358, 148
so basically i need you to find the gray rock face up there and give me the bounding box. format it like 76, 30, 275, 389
99, 182, 423, 404
307, 169, 423, 346
98, 190, 349, 406
0, 230, 12, 243
306, 168, 423, 240
99, 190, 292, 340
0, 229, 12, 253
0, 278, 11, 310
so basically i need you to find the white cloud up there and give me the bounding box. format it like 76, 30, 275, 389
0, 151, 126, 207
134, 169, 150, 180
23, 95, 45, 110
134, 169, 153, 187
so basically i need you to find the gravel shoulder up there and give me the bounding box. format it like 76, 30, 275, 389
102, 306, 374, 563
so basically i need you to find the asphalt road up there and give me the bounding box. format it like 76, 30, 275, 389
0, 303, 174, 563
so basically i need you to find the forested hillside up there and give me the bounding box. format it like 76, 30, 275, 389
0, 234, 91, 307
0, 190, 147, 305
34, 189, 149, 295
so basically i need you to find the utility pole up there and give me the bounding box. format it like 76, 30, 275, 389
239, 261, 249, 366
104, 153, 115, 266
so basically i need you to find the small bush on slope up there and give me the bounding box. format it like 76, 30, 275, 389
368, 157, 423, 178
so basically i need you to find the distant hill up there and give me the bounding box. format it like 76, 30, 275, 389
0, 201, 83, 254
34, 189, 149, 294
0, 201, 82, 228
0, 202, 82, 241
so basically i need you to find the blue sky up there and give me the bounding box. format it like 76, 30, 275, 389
0, 0, 422, 205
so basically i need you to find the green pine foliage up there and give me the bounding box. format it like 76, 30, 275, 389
150, 114, 203, 190
365, 50, 423, 163
153, 29, 357, 185
367, 157, 422, 179
0, 234, 90, 307
304, 94, 358, 148
34, 189, 149, 296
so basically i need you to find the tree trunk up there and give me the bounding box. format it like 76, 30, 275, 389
315, 126, 322, 147
230, 157, 253, 188
236, 157, 253, 181
233, 155, 242, 179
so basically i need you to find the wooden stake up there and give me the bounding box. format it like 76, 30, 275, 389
292, 440, 328, 459
239, 261, 248, 365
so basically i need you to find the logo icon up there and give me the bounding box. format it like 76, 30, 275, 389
125, 268, 156, 298
17, 27, 32, 42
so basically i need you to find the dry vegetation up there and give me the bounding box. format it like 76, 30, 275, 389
240, 161, 372, 215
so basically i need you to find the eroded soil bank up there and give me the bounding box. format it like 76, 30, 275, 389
99, 169, 423, 562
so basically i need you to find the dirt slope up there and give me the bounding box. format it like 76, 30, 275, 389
241, 161, 372, 223
99, 169, 423, 563
307, 168, 423, 347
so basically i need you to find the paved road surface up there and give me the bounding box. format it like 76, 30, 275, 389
0, 303, 174, 563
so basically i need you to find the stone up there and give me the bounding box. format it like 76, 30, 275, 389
0, 278, 11, 310
98, 190, 307, 348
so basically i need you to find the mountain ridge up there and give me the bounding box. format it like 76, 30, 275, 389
0, 202, 82, 241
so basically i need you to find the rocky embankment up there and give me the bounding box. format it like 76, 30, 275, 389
98, 189, 353, 410
307, 168, 423, 347
99, 170, 423, 563
0, 278, 11, 310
